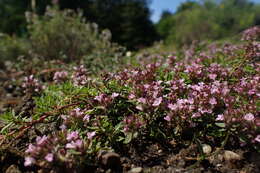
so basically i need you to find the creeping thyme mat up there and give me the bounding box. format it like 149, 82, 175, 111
0, 26, 260, 173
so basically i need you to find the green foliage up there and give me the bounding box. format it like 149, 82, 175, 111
0, 7, 126, 73
156, 0, 260, 46
28, 7, 116, 62
0, 0, 157, 49
0, 33, 29, 64
0, 0, 29, 35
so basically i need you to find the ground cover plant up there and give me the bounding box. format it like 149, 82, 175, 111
0, 26, 259, 173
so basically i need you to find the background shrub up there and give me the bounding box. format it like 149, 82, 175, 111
0, 33, 29, 66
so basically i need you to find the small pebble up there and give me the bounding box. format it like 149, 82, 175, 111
202, 144, 212, 154
129, 167, 143, 173
223, 150, 242, 161
98, 151, 121, 169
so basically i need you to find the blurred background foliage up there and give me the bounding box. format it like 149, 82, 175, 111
0, 0, 259, 67
156, 0, 260, 46
0, 0, 158, 49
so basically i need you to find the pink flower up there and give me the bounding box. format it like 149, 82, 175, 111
244, 113, 255, 121
45, 153, 54, 162
95, 94, 104, 102
112, 92, 119, 98
216, 114, 224, 121
87, 131, 96, 140
152, 97, 162, 107
209, 97, 217, 105
211, 87, 219, 94
254, 135, 260, 143
66, 131, 79, 141
144, 84, 150, 89
128, 93, 135, 99
208, 74, 217, 80
222, 87, 230, 95
83, 115, 90, 122
137, 97, 146, 104
66, 143, 76, 149
70, 108, 84, 118
36, 135, 48, 146
25, 144, 37, 153
164, 115, 171, 122
192, 112, 201, 118
53, 71, 68, 83
168, 104, 178, 111
24, 157, 35, 166
66, 139, 83, 149
59, 124, 67, 130
248, 89, 255, 95
123, 126, 129, 132
187, 98, 194, 104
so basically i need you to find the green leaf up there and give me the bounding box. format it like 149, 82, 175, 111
215, 122, 226, 128
124, 133, 133, 144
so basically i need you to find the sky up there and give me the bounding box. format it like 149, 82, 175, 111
150, 0, 260, 23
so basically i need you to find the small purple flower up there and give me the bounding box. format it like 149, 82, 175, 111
192, 112, 201, 118
137, 97, 146, 104
66, 131, 79, 141
123, 126, 129, 132
70, 108, 84, 118
59, 124, 67, 130
244, 113, 255, 121
53, 71, 68, 83
72, 65, 88, 86
66, 143, 75, 149
83, 115, 90, 122
222, 87, 230, 95
24, 157, 35, 167
164, 115, 171, 122
87, 131, 96, 140
66, 139, 83, 149
248, 89, 256, 95
168, 104, 178, 111
25, 144, 37, 154
112, 92, 119, 98
208, 74, 217, 80
216, 114, 224, 121
209, 98, 217, 105
36, 135, 48, 146
152, 97, 162, 107
95, 94, 104, 102
128, 93, 136, 99
254, 135, 260, 143
74, 139, 83, 148
45, 153, 54, 162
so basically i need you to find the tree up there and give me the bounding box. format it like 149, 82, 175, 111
156, 0, 259, 46
0, 0, 30, 35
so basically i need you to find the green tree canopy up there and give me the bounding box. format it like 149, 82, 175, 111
156, 0, 260, 46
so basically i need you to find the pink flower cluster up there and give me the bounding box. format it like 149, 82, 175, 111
129, 80, 164, 111
71, 65, 88, 86
24, 135, 51, 166
24, 130, 92, 169
61, 108, 90, 129
65, 131, 84, 149
108, 40, 259, 145
123, 115, 144, 132
22, 75, 44, 93
53, 71, 68, 83
241, 26, 260, 41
